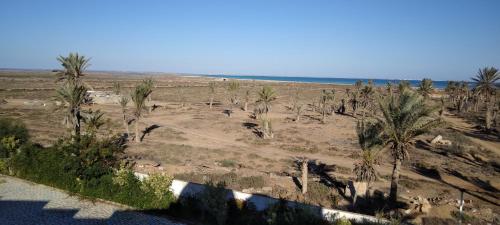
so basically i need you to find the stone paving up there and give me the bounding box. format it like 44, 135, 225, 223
0, 175, 185, 225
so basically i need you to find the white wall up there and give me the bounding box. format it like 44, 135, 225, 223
138, 173, 385, 224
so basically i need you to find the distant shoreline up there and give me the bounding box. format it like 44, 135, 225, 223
203, 74, 450, 89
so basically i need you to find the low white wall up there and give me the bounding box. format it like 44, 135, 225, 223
138, 173, 385, 224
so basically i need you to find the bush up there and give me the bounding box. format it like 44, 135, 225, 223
0, 118, 28, 158
266, 200, 330, 225
200, 181, 229, 225
239, 176, 265, 189
306, 182, 338, 207
140, 173, 175, 209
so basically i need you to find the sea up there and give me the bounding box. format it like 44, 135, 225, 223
204, 75, 451, 89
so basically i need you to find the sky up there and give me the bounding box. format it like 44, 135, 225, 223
0, 0, 499, 81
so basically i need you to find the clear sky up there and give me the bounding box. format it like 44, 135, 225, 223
1, 0, 499, 80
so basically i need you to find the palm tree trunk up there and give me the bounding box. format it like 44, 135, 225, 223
135, 116, 140, 143
122, 113, 129, 137
301, 159, 308, 194
486, 104, 492, 130
244, 101, 248, 111
389, 159, 401, 203
209, 97, 213, 109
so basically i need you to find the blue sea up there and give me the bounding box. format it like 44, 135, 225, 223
204, 75, 450, 89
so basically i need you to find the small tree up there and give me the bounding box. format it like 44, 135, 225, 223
56, 82, 88, 139
353, 119, 383, 203
256, 86, 277, 139
208, 81, 217, 109
225, 81, 240, 117
112, 82, 121, 95
119, 96, 130, 137
294, 104, 304, 122
131, 81, 152, 143
320, 89, 335, 123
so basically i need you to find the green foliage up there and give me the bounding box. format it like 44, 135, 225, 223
56, 52, 90, 84
306, 182, 338, 207
201, 181, 229, 225
266, 200, 330, 225
141, 173, 174, 203
417, 78, 434, 99
335, 218, 352, 225
0, 117, 29, 156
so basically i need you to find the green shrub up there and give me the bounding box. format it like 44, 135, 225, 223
140, 173, 174, 209
0, 118, 28, 158
335, 218, 352, 225
201, 181, 229, 225
266, 200, 330, 225
306, 182, 338, 207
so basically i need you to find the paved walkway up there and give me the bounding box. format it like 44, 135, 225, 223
0, 175, 185, 225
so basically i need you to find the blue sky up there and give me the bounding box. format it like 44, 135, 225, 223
0, 0, 499, 80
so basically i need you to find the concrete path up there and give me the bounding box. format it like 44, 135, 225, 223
0, 175, 185, 225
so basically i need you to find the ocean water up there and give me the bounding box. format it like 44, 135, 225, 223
205, 75, 450, 89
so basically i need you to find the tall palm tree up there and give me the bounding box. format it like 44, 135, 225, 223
256, 86, 277, 139
208, 81, 217, 109
417, 78, 433, 99
472, 67, 500, 130
119, 95, 130, 137
56, 82, 88, 138
56, 53, 90, 85
131, 82, 152, 143
372, 90, 442, 203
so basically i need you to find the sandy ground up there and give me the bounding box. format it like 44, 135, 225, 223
0, 70, 499, 223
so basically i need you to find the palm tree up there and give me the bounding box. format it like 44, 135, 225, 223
208, 81, 217, 109
359, 85, 375, 118
417, 78, 433, 99
472, 67, 500, 130
226, 81, 240, 117
112, 82, 121, 95
386, 82, 394, 97
371, 90, 442, 203
119, 95, 130, 137
143, 78, 155, 112
56, 82, 88, 138
131, 82, 152, 143
256, 86, 277, 139
398, 80, 411, 93
56, 53, 90, 85
320, 89, 335, 123
84, 109, 105, 136
353, 119, 383, 203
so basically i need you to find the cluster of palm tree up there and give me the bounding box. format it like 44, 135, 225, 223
471, 67, 499, 130
354, 86, 442, 204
